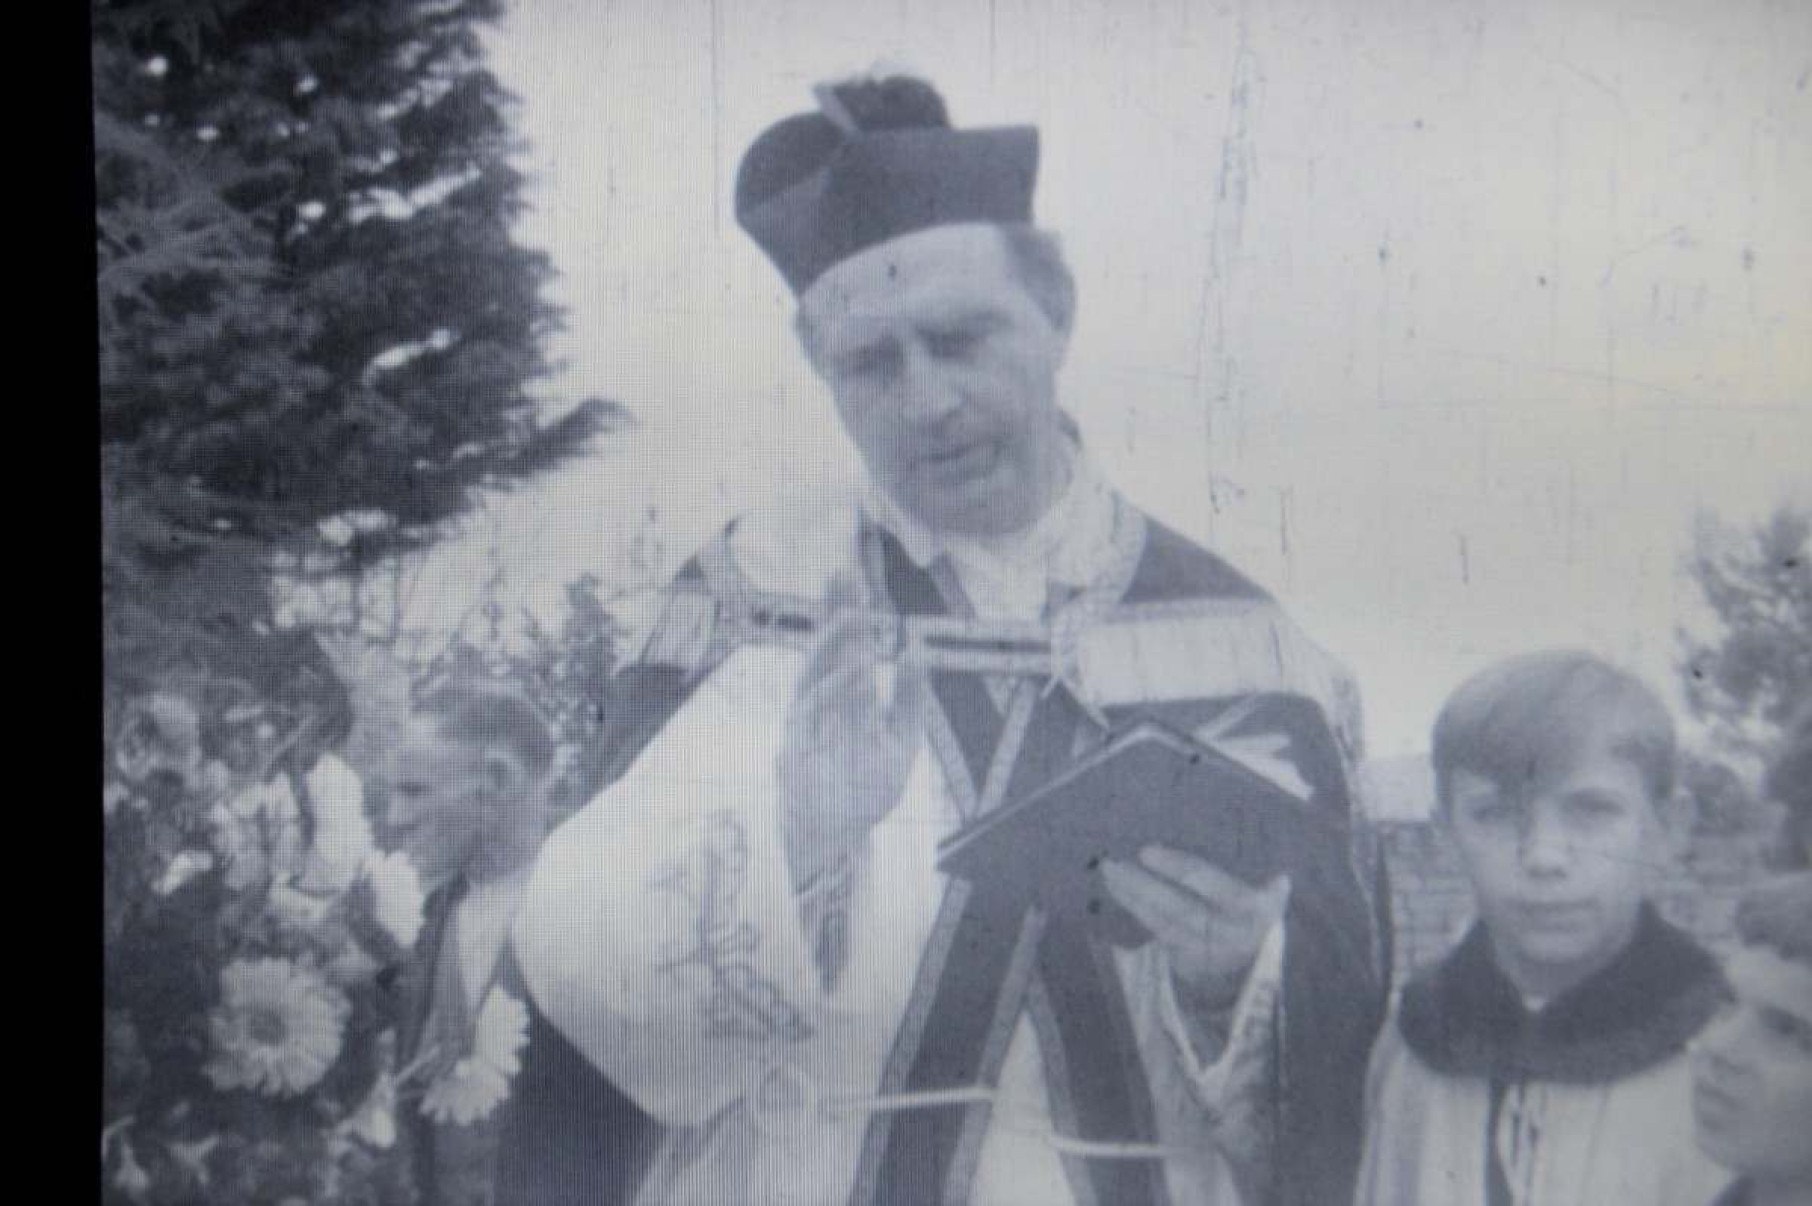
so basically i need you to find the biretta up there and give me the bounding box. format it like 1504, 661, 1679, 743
734, 75, 1040, 294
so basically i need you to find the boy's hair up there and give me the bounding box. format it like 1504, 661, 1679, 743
1734, 871, 1812, 968
415, 678, 557, 778
1432, 649, 1676, 809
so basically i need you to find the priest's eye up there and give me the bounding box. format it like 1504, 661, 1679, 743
1760, 1006, 1812, 1056
923, 327, 983, 361
1462, 798, 1518, 827
836, 341, 901, 381
1562, 792, 1627, 825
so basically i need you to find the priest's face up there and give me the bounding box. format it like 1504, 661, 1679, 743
798, 224, 1074, 537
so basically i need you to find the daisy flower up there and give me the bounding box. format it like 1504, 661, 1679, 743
298, 754, 375, 895
419, 987, 529, 1125
361, 849, 425, 950
204, 958, 350, 1096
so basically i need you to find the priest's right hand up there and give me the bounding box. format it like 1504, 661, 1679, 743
776, 574, 927, 889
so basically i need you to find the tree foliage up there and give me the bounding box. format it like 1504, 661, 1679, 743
1678, 505, 1812, 831
96, 0, 612, 616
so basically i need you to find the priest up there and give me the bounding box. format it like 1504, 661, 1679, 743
501, 73, 1389, 1206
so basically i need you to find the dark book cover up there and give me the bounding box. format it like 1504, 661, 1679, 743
938, 718, 1338, 947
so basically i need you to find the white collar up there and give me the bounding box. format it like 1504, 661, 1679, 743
453, 867, 531, 1012
862, 449, 1119, 594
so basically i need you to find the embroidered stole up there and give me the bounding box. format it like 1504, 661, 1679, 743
849, 528, 1167, 1206
677, 508, 1381, 1206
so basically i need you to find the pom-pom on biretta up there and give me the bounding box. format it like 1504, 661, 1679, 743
734, 73, 1039, 294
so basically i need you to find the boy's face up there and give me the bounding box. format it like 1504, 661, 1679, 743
1444, 722, 1668, 999
371, 715, 546, 892
1692, 945, 1812, 1183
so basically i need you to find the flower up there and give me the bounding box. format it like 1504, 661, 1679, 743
167, 1134, 219, 1190
114, 693, 202, 786
153, 849, 215, 896
362, 849, 425, 950
324, 941, 382, 989
204, 958, 350, 1096
103, 782, 139, 819
111, 1135, 152, 1202
419, 987, 529, 1125
297, 754, 375, 894
210, 776, 305, 891
266, 883, 334, 932
196, 759, 231, 800
340, 1070, 398, 1149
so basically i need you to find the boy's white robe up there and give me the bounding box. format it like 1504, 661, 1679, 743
1356, 1018, 1732, 1206
1354, 909, 1735, 1206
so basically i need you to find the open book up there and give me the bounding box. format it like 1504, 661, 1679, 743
937, 718, 1337, 948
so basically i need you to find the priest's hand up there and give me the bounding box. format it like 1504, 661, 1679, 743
776, 575, 927, 889
1101, 846, 1291, 1012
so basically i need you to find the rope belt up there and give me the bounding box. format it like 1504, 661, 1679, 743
746, 1069, 1186, 1162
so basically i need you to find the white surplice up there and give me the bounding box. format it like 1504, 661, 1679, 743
513, 463, 1284, 1205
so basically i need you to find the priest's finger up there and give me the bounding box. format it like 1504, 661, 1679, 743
1100, 859, 1214, 951
1138, 846, 1289, 922
881, 663, 928, 736
823, 569, 868, 613
798, 613, 877, 684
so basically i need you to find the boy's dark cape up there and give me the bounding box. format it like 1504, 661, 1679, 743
497, 516, 1391, 1206
1396, 903, 1727, 1084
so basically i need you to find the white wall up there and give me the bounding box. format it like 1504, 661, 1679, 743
423, 0, 1812, 758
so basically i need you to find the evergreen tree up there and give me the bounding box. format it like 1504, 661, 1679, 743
96, 0, 618, 712
96, 0, 610, 624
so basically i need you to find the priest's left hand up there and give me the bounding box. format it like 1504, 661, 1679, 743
1100, 846, 1291, 1010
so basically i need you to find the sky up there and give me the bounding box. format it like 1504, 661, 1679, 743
391, 0, 1812, 761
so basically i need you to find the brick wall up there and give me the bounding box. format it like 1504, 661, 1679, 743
1378, 820, 1768, 988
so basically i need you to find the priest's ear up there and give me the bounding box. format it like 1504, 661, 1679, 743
1000, 225, 1076, 345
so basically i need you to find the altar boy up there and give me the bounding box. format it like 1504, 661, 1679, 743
1355, 650, 1735, 1206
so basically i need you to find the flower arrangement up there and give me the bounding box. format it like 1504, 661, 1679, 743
104, 578, 620, 1203
103, 684, 427, 1205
